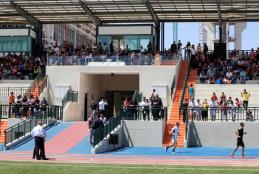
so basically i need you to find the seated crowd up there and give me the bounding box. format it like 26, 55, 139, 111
47, 40, 201, 66
190, 47, 259, 84
0, 54, 45, 80
186, 85, 253, 122
8, 92, 48, 118
47, 41, 158, 65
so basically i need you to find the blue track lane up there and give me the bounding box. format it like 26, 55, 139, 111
107, 146, 259, 157
10, 122, 73, 151
68, 136, 92, 154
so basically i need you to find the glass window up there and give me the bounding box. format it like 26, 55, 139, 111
0, 36, 30, 52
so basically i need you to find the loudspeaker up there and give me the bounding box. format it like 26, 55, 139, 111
214, 43, 226, 59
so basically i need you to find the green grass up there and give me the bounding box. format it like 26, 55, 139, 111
0, 161, 259, 174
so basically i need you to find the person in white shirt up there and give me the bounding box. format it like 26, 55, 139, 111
195, 99, 202, 121
138, 97, 150, 120
209, 99, 218, 121
99, 98, 108, 116
165, 122, 180, 152
31, 121, 47, 160
189, 98, 196, 120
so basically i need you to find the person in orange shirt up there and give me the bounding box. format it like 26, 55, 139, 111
8, 92, 15, 117
8, 92, 15, 105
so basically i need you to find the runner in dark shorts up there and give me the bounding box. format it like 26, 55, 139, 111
230, 122, 246, 158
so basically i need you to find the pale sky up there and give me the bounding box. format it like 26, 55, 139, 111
164, 22, 259, 50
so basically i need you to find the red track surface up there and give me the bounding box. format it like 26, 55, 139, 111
1, 151, 259, 166
45, 122, 89, 154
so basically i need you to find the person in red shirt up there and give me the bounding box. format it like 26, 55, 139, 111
220, 92, 227, 105
211, 92, 218, 102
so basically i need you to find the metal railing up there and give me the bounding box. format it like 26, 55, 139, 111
0, 104, 61, 119
0, 87, 29, 97
47, 54, 178, 66
92, 112, 122, 147
179, 60, 191, 117
4, 105, 62, 147
91, 106, 168, 147
62, 90, 78, 108
121, 106, 167, 121
170, 75, 176, 99
188, 107, 259, 122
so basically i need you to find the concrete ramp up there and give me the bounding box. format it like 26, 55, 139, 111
10, 122, 91, 154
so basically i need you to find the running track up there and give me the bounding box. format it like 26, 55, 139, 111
2, 122, 259, 166
1, 151, 259, 166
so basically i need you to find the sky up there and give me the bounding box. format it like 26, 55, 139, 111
164, 22, 259, 50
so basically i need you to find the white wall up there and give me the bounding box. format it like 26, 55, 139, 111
98, 26, 153, 35
47, 65, 176, 121
188, 122, 259, 147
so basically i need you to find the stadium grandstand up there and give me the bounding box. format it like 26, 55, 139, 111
0, 0, 259, 173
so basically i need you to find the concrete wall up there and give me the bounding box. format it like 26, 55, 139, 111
188, 122, 259, 148
122, 120, 164, 147
93, 120, 165, 153
47, 66, 175, 121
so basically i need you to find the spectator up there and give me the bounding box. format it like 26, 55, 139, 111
147, 41, 153, 53
189, 98, 196, 120
220, 92, 227, 105
150, 94, 162, 121
241, 89, 250, 110
188, 84, 195, 99
177, 40, 183, 59
90, 99, 98, 115
40, 97, 48, 112
211, 92, 218, 102
98, 98, 108, 116
195, 99, 202, 121
171, 41, 177, 57
209, 99, 217, 121
8, 92, 15, 105
110, 41, 114, 53
138, 97, 150, 121
185, 41, 191, 59
182, 98, 189, 123
123, 97, 130, 108
201, 99, 209, 121
221, 100, 228, 121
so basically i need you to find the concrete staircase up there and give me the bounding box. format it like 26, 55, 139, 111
163, 60, 197, 147
195, 84, 259, 106
163, 61, 186, 147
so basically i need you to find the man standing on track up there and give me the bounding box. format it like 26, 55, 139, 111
165, 122, 180, 153
230, 122, 247, 158
31, 121, 48, 160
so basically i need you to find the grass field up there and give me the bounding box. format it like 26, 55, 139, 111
0, 162, 259, 174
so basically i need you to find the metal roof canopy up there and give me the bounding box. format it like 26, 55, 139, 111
1, 0, 259, 25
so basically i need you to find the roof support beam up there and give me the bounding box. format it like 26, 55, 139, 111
9, 0, 40, 29
144, 0, 159, 27
217, 0, 223, 43
79, 0, 101, 26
